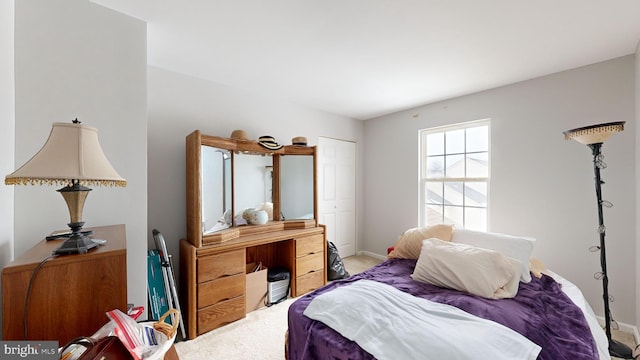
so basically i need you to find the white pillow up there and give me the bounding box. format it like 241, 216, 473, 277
451, 229, 535, 283
411, 238, 521, 299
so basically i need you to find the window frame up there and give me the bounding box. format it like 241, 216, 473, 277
418, 119, 490, 230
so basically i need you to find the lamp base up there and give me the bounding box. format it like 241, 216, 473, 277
52, 221, 99, 255
52, 233, 99, 255
46, 229, 94, 241
610, 338, 634, 359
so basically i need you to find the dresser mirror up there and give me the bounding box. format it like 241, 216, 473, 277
201, 145, 232, 234
186, 130, 318, 247
233, 153, 274, 224
280, 154, 314, 220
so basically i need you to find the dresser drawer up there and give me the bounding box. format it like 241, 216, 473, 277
296, 252, 324, 276
197, 249, 245, 283
295, 234, 324, 258
197, 273, 245, 309
295, 271, 324, 296
197, 296, 245, 335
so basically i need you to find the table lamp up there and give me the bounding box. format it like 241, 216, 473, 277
563, 121, 633, 359
5, 119, 126, 255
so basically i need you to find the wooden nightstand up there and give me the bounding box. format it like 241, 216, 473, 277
2, 224, 127, 344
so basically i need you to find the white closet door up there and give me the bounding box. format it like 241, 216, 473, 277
318, 137, 356, 257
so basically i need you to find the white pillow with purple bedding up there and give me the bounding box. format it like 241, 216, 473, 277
451, 228, 535, 283
412, 238, 521, 299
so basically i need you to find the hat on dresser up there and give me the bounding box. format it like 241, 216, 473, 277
258, 135, 283, 150
292, 136, 307, 146
230, 129, 250, 141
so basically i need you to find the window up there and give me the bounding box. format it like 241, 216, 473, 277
419, 120, 489, 231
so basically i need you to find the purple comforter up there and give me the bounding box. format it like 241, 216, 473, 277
287, 258, 598, 360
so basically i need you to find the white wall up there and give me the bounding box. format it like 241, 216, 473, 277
13, 0, 148, 311
0, 0, 15, 338
147, 66, 365, 283
635, 42, 640, 329
364, 56, 636, 325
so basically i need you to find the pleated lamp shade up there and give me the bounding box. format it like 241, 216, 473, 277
5, 122, 126, 187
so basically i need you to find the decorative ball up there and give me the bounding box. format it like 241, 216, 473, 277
256, 202, 274, 220
249, 210, 269, 225
242, 208, 256, 221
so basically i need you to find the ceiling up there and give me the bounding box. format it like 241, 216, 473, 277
92, 1, 640, 120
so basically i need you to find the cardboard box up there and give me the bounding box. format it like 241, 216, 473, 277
246, 263, 268, 311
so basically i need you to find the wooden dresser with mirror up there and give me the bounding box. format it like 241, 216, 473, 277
180, 130, 327, 339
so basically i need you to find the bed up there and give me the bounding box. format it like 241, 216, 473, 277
286, 226, 609, 360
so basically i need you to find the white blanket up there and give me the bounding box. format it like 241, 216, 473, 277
303, 280, 541, 360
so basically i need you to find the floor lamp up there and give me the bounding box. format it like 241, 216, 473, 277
563, 121, 633, 359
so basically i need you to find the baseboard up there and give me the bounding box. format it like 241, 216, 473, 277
595, 316, 640, 344
356, 250, 386, 261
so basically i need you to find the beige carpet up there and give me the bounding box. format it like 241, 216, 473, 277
175, 254, 637, 359
342, 254, 383, 275
174, 297, 294, 360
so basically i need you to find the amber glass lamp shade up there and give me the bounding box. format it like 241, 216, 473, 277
563, 121, 624, 145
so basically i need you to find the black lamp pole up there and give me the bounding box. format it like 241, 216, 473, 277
588, 142, 633, 359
